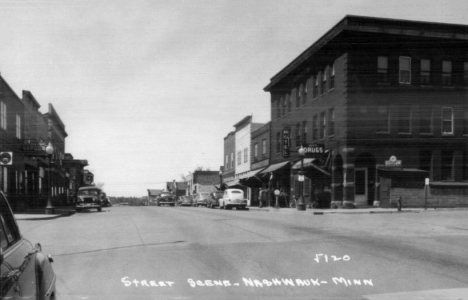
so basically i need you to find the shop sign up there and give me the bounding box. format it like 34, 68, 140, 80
21, 139, 48, 157
282, 127, 291, 158
385, 156, 402, 168
303, 143, 325, 158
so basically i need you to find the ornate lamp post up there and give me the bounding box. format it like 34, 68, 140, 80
45, 142, 55, 214
297, 145, 306, 211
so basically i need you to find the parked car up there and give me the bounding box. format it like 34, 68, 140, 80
177, 195, 193, 206
192, 192, 210, 207
0, 191, 56, 299
207, 191, 224, 209
219, 188, 248, 210
156, 192, 176, 206
76, 186, 103, 212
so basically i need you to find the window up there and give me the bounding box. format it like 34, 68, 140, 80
276, 132, 281, 153
312, 115, 318, 140
378, 56, 388, 83
320, 112, 326, 139
441, 151, 454, 181
225, 155, 228, 169
399, 56, 411, 84
464, 110, 468, 136
231, 153, 234, 168
442, 61, 452, 86
0, 194, 21, 250
276, 99, 281, 119
464, 62, 468, 87
303, 82, 308, 104
302, 121, 307, 144
419, 106, 433, 134
282, 97, 287, 116
254, 143, 258, 161
328, 108, 335, 136
243, 148, 248, 163
420, 59, 431, 85
295, 123, 301, 147
16, 114, 21, 139
296, 87, 301, 107
0, 101, 6, 130
376, 105, 390, 133
321, 69, 327, 95
237, 151, 241, 165
442, 107, 453, 135
398, 106, 412, 134
262, 139, 266, 158
330, 64, 335, 90
313, 76, 318, 98
288, 94, 292, 113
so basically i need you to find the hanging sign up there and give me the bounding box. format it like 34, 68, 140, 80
282, 127, 291, 158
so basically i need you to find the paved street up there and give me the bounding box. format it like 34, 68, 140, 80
17, 206, 468, 300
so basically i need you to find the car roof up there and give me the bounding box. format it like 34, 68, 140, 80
226, 188, 243, 192
78, 186, 102, 191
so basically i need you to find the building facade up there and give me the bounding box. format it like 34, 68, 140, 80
264, 15, 468, 208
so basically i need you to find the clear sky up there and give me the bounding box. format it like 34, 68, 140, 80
0, 0, 467, 197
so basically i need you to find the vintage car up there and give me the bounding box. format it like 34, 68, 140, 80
219, 188, 248, 210
177, 195, 193, 206
207, 191, 224, 209
192, 192, 210, 207
0, 191, 56, 299
156, 192, 176, 206
76, 186, 103, 212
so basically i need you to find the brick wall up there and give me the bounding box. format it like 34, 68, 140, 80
390, 185, 468, 208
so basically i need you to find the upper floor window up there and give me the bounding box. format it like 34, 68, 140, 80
328, 108, 335, 136
320, 112, 326, 139
312, 115, 318, 140
276, 132, 281, 154
321, 69, 327, 95
442, 107, 453, 135
302, 121, 307, 144
330, 64, 335, 90
231, 153, 234, 168
0, 101, 6, 130
420, 59, 431, 85
377, 56, 388, 83
442, 61, 452, 86
296, 86, 301, 107
276, 99, 281, 119
399, 56, 411, 84
295, 123, 301, 147
288, 94, 292, 113
254, 143, 258, 160
303, 82, 308, 104
420, 106, 433, 135
376, 105, 390, 133
243, 148, 248, 163
398, 106, 412, 134
464, 62, 468, 87
225, 155, 228, 169
313, 76, 319, 98
262, 139, 266, 158
237, 151, 242, 165
16, 114, 21, 139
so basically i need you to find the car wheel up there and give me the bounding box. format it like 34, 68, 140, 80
76, 208, 82, 213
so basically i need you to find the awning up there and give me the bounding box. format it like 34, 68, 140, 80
259, 161, 289, 174
292, 158, 331, 176
238, 168, 265, 180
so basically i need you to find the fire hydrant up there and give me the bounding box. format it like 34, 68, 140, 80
397, 196, 402, 212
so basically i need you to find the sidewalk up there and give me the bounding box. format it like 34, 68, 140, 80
14, 207, 76, 220
248, 206, 435, 214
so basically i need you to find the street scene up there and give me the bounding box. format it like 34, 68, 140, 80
16, 205, 468, 300
1, 0, 468, 300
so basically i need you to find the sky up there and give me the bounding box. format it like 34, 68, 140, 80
0, 0, 467, 197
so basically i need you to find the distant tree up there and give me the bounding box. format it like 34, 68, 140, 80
195, 165, 211, 171
95, 182, 105, 189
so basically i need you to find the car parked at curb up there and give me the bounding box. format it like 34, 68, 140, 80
0, 191, 56, 300
219, 188, 248, 210
177, 195, 193, 206
207, 191, 224, 209
193, 192, 210, 207
76, 186, 104, 212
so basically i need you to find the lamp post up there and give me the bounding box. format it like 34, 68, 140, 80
297, 145, 306, 211
45, 142, 55, 214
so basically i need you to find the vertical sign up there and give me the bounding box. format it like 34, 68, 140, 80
282, 126, 290, 158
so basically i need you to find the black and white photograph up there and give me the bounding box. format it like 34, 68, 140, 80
1, 0, 468, 299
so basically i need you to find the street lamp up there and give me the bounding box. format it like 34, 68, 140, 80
45, 142, 55, 214
297, 145, 306, 211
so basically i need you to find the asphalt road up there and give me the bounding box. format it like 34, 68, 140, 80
17, 205, 468, 300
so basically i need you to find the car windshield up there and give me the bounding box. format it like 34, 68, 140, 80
78, 190, 99, 196
160, 193, 171, 197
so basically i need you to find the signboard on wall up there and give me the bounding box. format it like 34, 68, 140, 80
21, 139, 48, 157
282, 127, 291, 158
385, 156, 402, 168
302, 143, 325, 158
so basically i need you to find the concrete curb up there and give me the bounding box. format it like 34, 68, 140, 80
15, 210, 76, 221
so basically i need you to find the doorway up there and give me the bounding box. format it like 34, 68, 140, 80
355, 168, 368, 206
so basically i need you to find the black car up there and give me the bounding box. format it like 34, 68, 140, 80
0, 191, 56, 299
207, 191, 224, 209
156, 192, 176, 206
